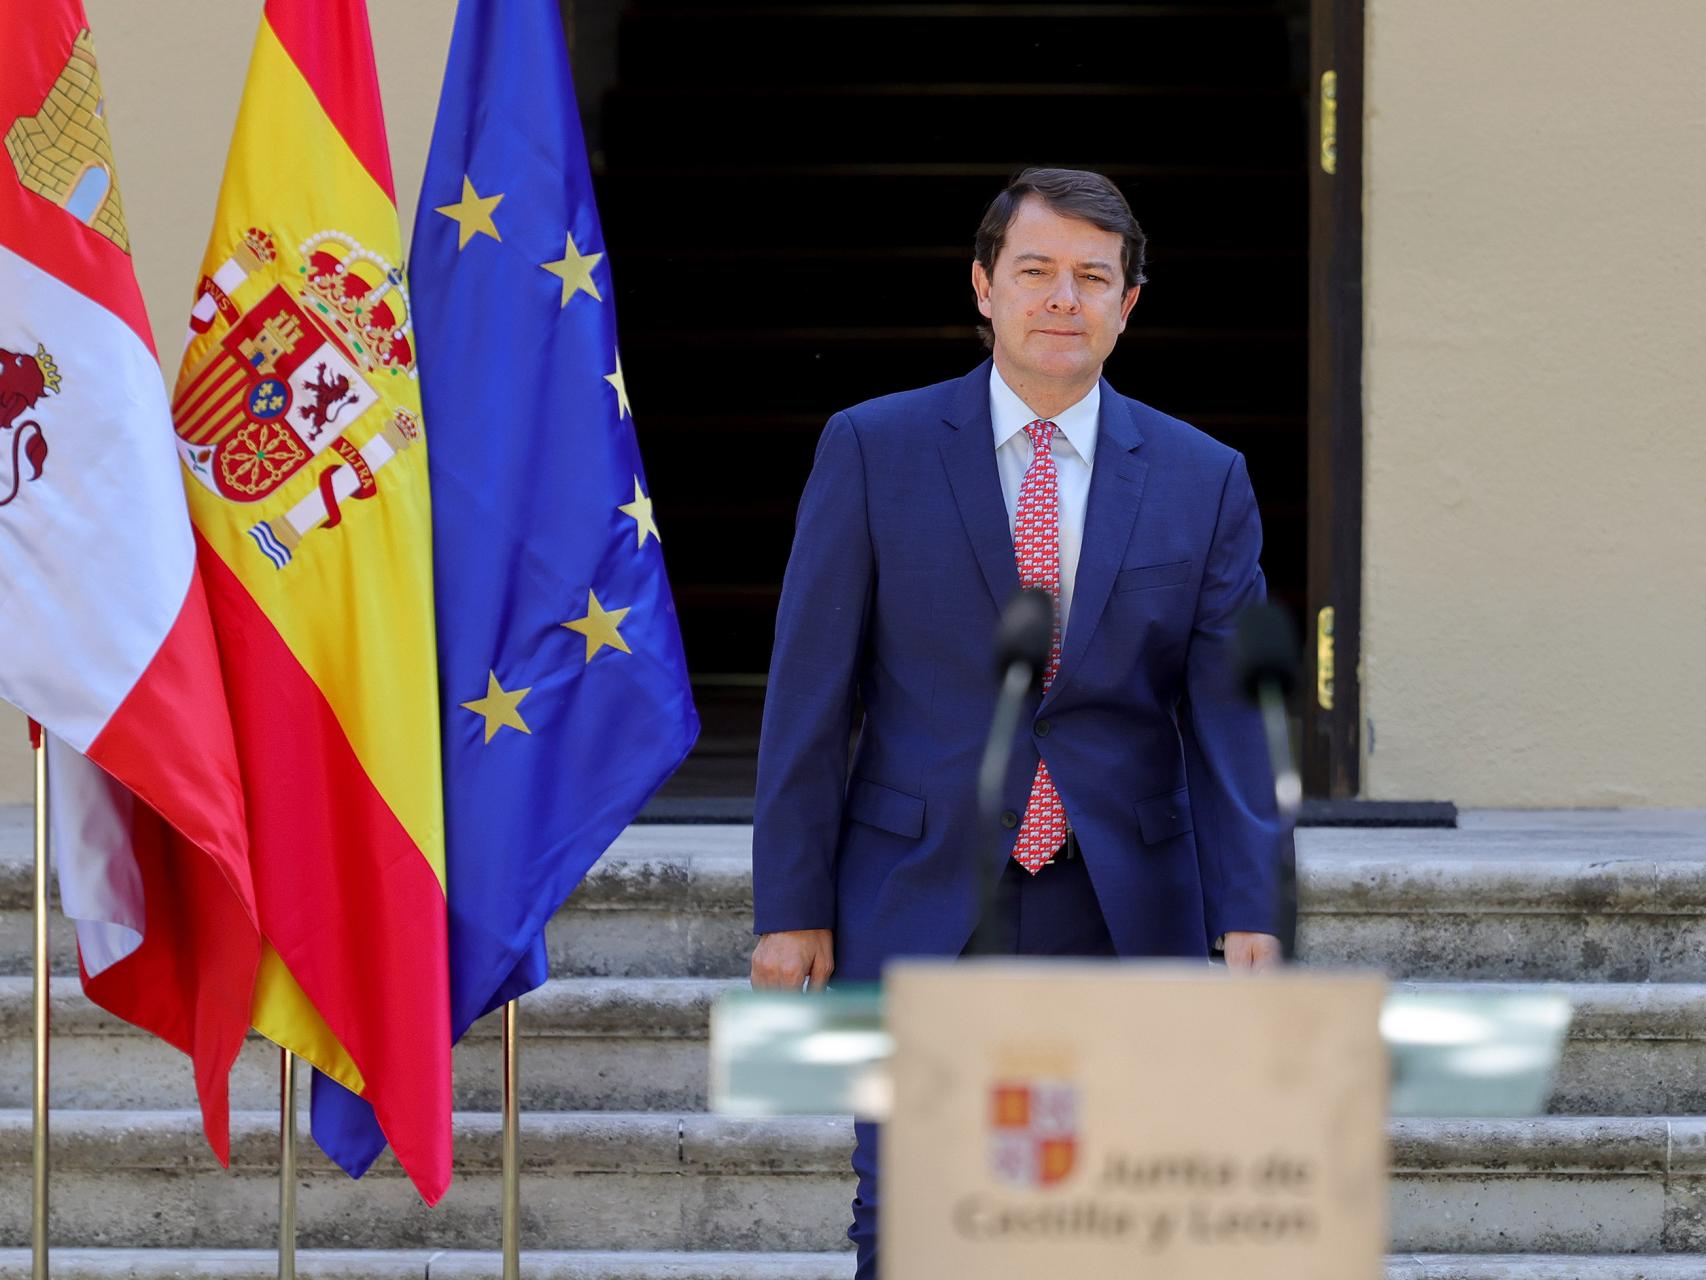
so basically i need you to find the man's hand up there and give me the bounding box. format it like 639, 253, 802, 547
1221, 931, 1282, 972
751, 929, 836, 992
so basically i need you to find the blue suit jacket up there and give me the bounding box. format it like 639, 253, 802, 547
752, 360, 1288, 982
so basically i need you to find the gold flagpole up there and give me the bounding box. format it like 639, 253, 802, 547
502, 998, 520, 1280
279, 1048, 297, 1280
31, 725, 49, 1280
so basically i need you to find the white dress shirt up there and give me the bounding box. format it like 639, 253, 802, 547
989, 368, 1239, 953
989, 363, 1100, 641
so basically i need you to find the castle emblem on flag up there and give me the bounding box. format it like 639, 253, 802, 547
989, 1076, 1080, 1189
172, 228, 421, 567
4, 29, 129, 252
0, 343, 58, 509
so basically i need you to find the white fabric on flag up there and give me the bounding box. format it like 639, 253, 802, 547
47, 734, 143, 977
0, 243, 194, 753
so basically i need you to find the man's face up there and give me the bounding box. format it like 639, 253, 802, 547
973, 195, 1141, 387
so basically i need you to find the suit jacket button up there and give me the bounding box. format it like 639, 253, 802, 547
1000, 810, 1019, 829
1035, 718, 1051, 737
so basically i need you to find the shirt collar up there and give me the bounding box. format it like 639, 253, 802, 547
989, 362, 1100, 465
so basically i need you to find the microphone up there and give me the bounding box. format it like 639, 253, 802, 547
994, 588, 1055, 689
968, 589, 1056, 956
980, 591, 1054, 818
1233, 603, 1302, 817
1233, 601, 1303, 960
1234, 601, 1300, 706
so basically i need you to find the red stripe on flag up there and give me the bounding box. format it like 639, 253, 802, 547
178, 394, 238, 446
184, 401, 245, 449
172, 372, 216, 421
196, 535, 452, 1203
0, 4, 157, 357
262, 0, 398, 205
82, 569, 261, 1164
174, 356, 242, 421
79, 808, 258, 1164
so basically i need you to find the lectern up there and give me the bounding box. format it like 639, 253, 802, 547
711, 962, 1569, 1279
880, 962, 1387, 1280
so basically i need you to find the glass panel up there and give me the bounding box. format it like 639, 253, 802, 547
710, 983, 1572, 1120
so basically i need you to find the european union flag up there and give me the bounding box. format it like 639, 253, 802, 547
311, 0, 699, 1177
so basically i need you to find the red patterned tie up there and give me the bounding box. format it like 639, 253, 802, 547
1010, 420, 1069, 874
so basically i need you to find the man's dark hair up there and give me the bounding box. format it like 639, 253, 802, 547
973, 168, 1147, 347
976, 167, 1148, 289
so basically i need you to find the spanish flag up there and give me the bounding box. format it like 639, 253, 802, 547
171, 0, 450, 1201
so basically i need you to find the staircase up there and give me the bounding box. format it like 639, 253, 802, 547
2, 806, 1706, 1275
594, 1, 1311, 676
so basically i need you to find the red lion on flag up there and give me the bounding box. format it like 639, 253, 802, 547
0, 343, 55, 507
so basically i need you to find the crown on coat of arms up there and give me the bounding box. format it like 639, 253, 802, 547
34, 345, 61, 394
297, 230, 415, 376
241, 227, 278, 269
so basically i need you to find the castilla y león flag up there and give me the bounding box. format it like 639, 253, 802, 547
171, 0, 452, 1200
0, 2, 260, 1161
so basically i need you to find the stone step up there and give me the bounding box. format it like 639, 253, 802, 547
3, 1252, 1704, 1280
1387, 1260, 1706, 1280
7, 1113, 1706, 1254
3, 1256, 1692, 1280
0, 1110, 852, 1253
1463, 981, 1706, 1117
4, 976, 1705, 1117
0, 821, 758, 980
7, 814, 1706, 981
0, 976, 734, 1113
0, 1250, 853, 1279
1389, 1118, 1706, 1254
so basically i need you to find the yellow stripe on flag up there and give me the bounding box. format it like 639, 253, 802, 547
181, 21, 444, 881
255, 945, 365, 1093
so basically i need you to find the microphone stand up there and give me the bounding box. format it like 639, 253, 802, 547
966, 589, 1054, 957
1255, 677, 1301, 960
1236, 604, 1304, 961
967, 660, 1036, 956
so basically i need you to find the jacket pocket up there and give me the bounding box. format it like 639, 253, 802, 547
1115, 559, 1193, 593
846, 776, 926, 839
1135, 787, 1193, 843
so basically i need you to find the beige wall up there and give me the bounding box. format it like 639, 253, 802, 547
0, 1, 458, 803
1362, 0, 1706, 805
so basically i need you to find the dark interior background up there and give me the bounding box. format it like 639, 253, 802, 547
568, 1, 1313, 805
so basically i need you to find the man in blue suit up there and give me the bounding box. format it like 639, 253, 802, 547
750, 168, 1288, 1276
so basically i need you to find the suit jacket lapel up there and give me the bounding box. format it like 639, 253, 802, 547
939, 361, 1020, 611
1046, 384, 1147, 706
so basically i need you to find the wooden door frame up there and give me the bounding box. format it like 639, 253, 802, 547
1304, 0, 1365, 797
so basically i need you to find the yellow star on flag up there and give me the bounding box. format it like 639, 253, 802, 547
435, 176, 504, 250
619, 476, 660, 547
605, 350, 632, 420
563, 590, 633, 662
542, 231, 604, 306
460, 670, 532, 743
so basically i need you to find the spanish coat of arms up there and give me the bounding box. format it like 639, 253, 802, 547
173, 227, 421, 567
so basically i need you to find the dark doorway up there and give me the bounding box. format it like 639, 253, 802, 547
587, 1, 1323, 807
1306, 0, 1365, 798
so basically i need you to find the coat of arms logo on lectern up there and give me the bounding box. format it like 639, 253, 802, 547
989, 1077, 1079, 1189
